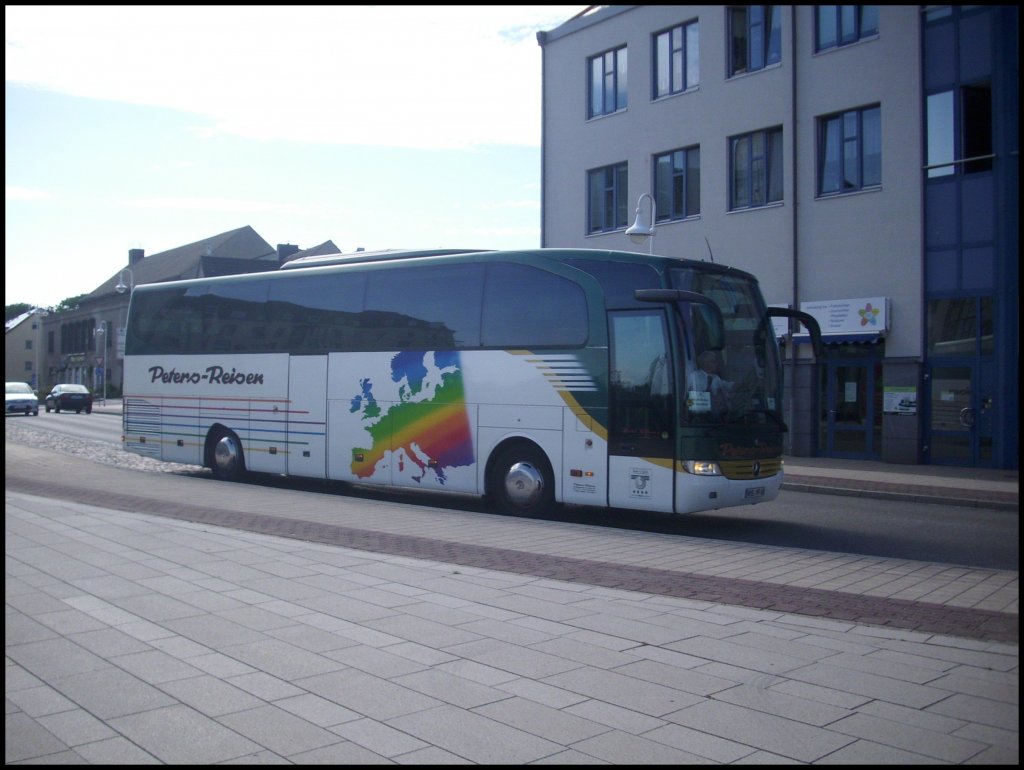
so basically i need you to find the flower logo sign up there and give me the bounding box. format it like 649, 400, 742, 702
858, 302, 881, 327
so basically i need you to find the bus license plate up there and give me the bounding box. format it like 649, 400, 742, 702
744, 486, 765, 499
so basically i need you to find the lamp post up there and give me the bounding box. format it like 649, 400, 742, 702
115, 268, 134, 296
31, 307, 48, 392
94, 324, 107, 406
115, 268, 133, 396
625, 192, 657, 254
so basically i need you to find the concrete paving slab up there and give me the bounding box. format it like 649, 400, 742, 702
5, 428, 1018, 764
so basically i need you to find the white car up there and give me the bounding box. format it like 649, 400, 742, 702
5, 381, 39, 416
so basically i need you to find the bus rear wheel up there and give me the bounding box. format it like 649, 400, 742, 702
487, 443, 555, 517
209, 428, 246, 482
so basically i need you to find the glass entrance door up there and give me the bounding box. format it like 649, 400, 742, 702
926, 363, 995, 466
819, 357, 882, 459
924, 297, 997, 467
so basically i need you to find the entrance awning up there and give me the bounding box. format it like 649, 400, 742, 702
793, 332, 883, 345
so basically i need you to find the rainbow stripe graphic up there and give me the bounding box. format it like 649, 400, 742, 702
350, 351, 473, 483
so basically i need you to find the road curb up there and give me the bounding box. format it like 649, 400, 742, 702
782, 481, 1019, 512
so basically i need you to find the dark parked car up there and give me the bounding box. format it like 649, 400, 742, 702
45, 383, 94, 414
5, 381, 39, 416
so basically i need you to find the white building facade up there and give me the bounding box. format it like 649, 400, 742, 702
538, 5, 1017, 469
5, 309, 47, 389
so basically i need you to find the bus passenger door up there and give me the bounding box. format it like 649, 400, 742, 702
607, 311, 676, 512
287, 356, 328, 478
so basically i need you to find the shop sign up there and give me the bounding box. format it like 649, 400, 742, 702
798, 296, 889, 338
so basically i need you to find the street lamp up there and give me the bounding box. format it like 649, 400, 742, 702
114, 268, 134, 396
625, 192, 657, 254
94, 324, 107, 406
115, 268, 134, 295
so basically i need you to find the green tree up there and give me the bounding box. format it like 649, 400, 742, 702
5, 302, 34, 322
51, 294, 87, 313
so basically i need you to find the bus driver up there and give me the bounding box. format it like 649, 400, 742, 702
687, 350, 733, 412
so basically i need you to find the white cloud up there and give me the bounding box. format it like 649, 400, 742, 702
476, 199, 541, 211
6, 185, 49, 200
5, 5, 583, 150
121, 196, 286, 213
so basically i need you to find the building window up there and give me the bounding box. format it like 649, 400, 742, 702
653, 21, 699, 98
818, 105, 881, 195
25, 361, 33, 372
728, 6, 781, 77
729, 128, 783, 210
654, 146, 700, 220
587, 163, 629, 233
588, 46, 628, 118
927, 297, 994, 357
25, 339, 33, 350
926, 83, 993, 177
815, 6, 878, 52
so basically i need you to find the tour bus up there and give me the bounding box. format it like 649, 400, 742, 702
122, 248, 820, 516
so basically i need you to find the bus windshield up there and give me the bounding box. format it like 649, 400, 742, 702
670, 267, 783, 427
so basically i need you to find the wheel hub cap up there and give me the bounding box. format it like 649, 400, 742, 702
214, 436, 240, 473
504, 461, 543, 507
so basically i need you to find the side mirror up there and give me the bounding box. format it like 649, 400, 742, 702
635, 289, 725, 349
766, 307, 824, 359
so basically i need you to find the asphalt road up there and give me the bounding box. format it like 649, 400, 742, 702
6, 416, 1019, 570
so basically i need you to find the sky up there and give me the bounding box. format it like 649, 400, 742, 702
5, 4, 587, 309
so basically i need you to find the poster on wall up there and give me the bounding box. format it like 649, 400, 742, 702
883, 386, 917, 415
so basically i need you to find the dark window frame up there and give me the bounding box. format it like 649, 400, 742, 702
728, 5, 782, 77
652, 20, 699, 99
814, 5, 879, 52
729, 127, 783, 210
653, 145, 701, 221
588, 45, 628, 119
926, 82, 994, 178
587, 162, 629, 234
817, 104, 882, 196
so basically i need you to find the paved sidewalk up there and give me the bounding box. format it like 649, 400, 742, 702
6, 492, 1019, 764
6, 432, 1020, 764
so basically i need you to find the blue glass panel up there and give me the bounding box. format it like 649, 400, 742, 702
962, 247, 994, 291
924, 22, 955, 90
961, 175, 994, 242
926, 248, 958, 291
925, 181, 957, 247
686, 23, 699, 88
959, 12, 992, 82
926, 91, 955, 178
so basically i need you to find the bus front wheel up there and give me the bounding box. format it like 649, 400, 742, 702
487, 443, 555, 517
209, 428, 246, 482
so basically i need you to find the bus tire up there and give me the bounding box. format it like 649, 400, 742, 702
209, 428, 246, 482
487, 442, 555, 517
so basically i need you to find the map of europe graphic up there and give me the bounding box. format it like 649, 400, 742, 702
348, 351, 474, 484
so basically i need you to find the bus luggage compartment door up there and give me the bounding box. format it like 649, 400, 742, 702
287, 356, 328, 479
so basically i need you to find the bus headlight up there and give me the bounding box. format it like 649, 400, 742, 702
684, 460, 722, 476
